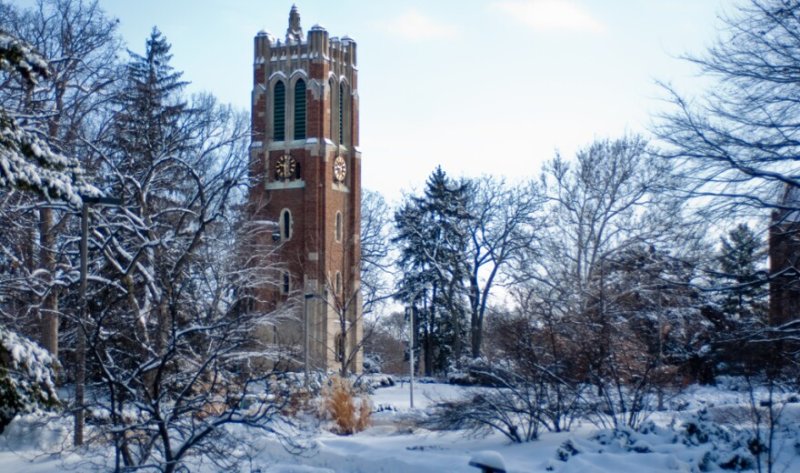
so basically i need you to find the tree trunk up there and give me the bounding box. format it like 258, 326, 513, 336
472, 316, 483, 359
424, 326, 433, 377
39, 207, 59, 357
470, 275, 481, 358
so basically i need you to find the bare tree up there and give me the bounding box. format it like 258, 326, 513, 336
655, 0, 800, 383
76, 90, 306, 471
359, 188, 393, 317
0, 0, 120, 357
516, 136, 706, 429
81, 207, 299, 473
656, 0, 800, 215
321, 271, 365, 377
464, 176, 543, 358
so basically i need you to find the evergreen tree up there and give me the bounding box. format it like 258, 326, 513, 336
0, 30, 96, 205
110, 27, 191, 184
393, 167, 471, 374
715, 223, 767, 322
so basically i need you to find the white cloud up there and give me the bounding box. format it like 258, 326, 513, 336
492, 0, 605, 33
379, 9, 459, 41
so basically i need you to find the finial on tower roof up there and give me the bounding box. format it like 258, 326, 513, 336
286, 5, 303, 43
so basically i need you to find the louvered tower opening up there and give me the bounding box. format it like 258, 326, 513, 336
294, 79, 306, 140
339, 82, 344, 145
273, 81, 285, 141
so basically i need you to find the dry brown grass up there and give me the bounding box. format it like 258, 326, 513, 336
321, 375, 371, 435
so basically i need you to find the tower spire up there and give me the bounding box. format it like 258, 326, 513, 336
286, 5, 303, 43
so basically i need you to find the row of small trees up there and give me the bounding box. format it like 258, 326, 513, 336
386, 140, 769, 378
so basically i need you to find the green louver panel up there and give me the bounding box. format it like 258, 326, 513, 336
273, 81, 285, 141
339, 82, 344, 145
294, 79, 306, 140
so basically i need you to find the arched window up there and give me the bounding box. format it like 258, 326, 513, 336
293, 79, 306, 140
335, 333, 345, 362
281, 271, 291, 295
335, 211, 342, 242
338, 82, 345, 145
273, 81, 286, 141
280, 209, 292, 241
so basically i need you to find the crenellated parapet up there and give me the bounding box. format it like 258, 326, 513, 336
253, 26, 357, 84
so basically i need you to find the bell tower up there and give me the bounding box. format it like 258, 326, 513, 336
248, 6, 362, 373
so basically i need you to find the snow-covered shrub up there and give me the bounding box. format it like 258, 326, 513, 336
555, 409, 795, 472
448, 356, 513, 387
362, 353, 382, 374
320, 375, 371, 435
426, 376, 544, 442
353, 373, 395, 393
680, 408, 765, 471
555, 439, 582, 461
262, 371, 327, 416
0, 324, 59, 433
555, 423, 674, 465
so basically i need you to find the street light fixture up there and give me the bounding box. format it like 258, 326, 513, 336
75, 195, 123, 447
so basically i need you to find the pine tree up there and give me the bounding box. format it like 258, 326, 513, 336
716, 223, 767, 322
393, 166, 471, 374
111, 27, 191, 183
0, 30, 96, 205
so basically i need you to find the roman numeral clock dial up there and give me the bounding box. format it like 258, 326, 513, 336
275, 155, 296, 180
334, 156, 347, 183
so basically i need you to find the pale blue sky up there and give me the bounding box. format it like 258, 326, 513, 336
94, 1, 727, 200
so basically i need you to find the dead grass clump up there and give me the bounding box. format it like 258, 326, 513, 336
321, 375, 371, 435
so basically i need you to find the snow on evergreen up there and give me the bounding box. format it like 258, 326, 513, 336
0, 324, 59, 433
0, 30, 98, 206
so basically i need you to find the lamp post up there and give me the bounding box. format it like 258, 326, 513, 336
75, 195, 122, 447
408, 304, 415, 409
303, 292, 314, 389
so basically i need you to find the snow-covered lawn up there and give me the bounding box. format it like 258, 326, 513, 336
1, 381, 799, 472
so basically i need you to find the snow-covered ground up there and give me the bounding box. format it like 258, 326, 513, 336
1, 380, 799, 472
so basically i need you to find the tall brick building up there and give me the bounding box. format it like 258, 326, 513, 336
769, 185, 800, 326
248, 6, 362, 373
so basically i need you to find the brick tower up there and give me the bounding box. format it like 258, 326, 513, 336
248, 6, 362, 373
769, 185, 800, 326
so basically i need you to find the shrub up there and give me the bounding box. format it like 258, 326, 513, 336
321, 375, 371, 435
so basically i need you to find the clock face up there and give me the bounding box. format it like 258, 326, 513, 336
334, 156, 347, 183
275, 155, 296, 180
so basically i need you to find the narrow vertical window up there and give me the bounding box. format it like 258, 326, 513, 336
293, 79, 306, 140
280, 209, 292, 240
335, 271, 342, 295
338, 82, 345, 145
273, 81, 286, 141
329, 78, 336, 143
282, 271, 291, 294
336, 333, 345, 362
335, 211, 342, 242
